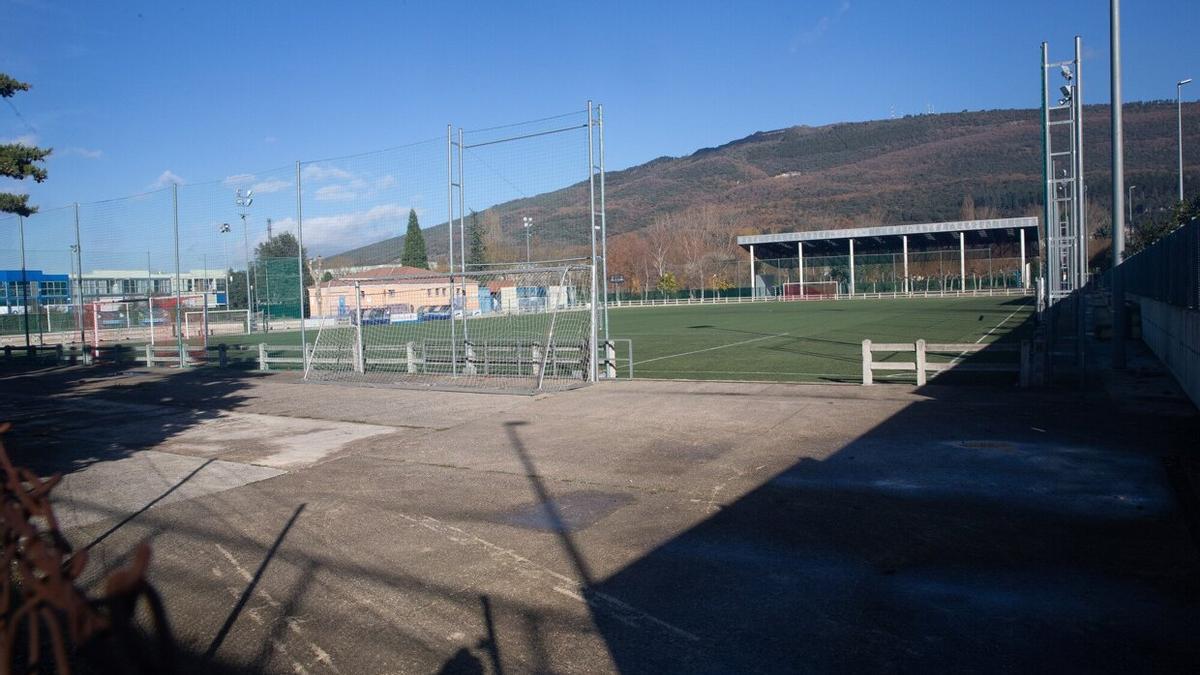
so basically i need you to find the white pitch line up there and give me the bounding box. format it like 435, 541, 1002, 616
633, 331, 791, 366
974, 306, 1026, 345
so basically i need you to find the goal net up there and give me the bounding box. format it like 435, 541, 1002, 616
304, 265, 594, 393
781, 281, 840, 299
184, 309, 251, 339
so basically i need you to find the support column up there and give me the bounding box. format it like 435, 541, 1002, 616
959, 232, 966, 291
1020, 228, 1028, 289
902, 235, 909, 294
848, 239, 855, 297
797, 242, 804, 297
749, 244, 756, 298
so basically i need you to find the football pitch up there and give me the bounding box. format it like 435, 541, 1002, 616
208, 295, 1034, 384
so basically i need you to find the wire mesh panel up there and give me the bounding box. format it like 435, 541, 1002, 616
75, 190, 178, 356
0, 207, 79, 347
304, 265, 592, 393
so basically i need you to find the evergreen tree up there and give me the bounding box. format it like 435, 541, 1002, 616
1, 74, 51, 216
467, 209, 487, 268
400, 209, 428, 269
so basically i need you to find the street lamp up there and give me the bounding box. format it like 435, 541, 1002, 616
219, 223, 232, 308
234, 189, 254, 327
1178, 78, 1193, 202
522, 216, 533, 264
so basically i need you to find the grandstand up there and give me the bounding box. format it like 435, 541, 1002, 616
738, 217, 1039, 297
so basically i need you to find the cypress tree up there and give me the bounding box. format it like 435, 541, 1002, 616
400, 209, 428, 269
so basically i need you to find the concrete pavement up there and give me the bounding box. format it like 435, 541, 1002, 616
0, 366, 1196, 673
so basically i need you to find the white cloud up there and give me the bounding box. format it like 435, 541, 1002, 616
301, 164, 354, 182
263, 135, 278, 144
252, 178, 291, 194
222, 174, 289, 194
791, 1, 850, 50
62, 146, 103, 159
1, 133, 39, 146
302, 204, 412, 253
149, 169, 184, 189
312, 174, 397, 202
315, 184, 357, 202
223, 173, 256, 187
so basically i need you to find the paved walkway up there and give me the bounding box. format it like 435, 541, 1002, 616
0, 366, 1196, 673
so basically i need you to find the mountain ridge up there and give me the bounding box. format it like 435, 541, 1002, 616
328, 101, 1200, 268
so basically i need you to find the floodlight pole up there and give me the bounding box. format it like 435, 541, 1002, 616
598, 104, 610, 347
1111, 0, 1126, 368
296, 161, 308, 371
1040, 42, 1053, 306
17, 215, 30, 354
523, 216, 533, 263
173, 183, 185, 367
446, 123, 458, 376
73, 203, 86, 351
1180, 79, 1193, 201
1074, 35, 1086, 290
586, 100, 598, 382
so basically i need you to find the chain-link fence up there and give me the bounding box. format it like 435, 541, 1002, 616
2, 106, 609, 390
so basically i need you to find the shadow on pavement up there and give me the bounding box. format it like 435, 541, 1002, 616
573, 371, 1200, 670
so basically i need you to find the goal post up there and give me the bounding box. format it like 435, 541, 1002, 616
782, 281, 840, 299
184, 309, 252, 339
303, 265, 593, 393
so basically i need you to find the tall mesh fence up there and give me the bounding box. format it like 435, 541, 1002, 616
305, 266, 592, 392
0, 107, 605, 390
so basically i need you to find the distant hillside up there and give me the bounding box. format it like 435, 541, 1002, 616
329, 101, 1200, 267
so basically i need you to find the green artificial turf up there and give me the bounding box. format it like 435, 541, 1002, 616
607, 296, 1034, 383
122, 296, 1035, 383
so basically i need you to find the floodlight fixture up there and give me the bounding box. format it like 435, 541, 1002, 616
1060, 64, 1073, 80
1060, 85, 1073, 100
220, 222, 231, 234
1179, 78, 1194, 86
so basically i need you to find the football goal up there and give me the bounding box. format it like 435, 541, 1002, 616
183, 309, 251, 340
781, 281, 840, 299
303, 266, 595, 393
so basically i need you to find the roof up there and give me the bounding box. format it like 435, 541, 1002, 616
737, 217, 1039, 258
0, 269, 71, 282
340, 265, 437, 280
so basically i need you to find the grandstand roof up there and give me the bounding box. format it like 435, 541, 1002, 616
736, 217, 1039, 258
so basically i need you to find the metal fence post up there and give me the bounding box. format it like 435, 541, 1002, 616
353, 281, 365, 374
295, 161, 308, 372
258, 343, 268, 371
172, 183, 186, 367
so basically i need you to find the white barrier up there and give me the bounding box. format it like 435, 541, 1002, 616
862, 339, 1030, 386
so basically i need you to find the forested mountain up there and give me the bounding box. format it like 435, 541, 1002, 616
329, 101, 1200, 268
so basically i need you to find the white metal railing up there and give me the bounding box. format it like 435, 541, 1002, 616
609, 287, 1033, 310
861, 338, 1031, 386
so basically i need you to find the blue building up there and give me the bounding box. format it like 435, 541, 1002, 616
0, 269, 72, 312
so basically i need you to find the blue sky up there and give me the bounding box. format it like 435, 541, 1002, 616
1, 0, 1198, 263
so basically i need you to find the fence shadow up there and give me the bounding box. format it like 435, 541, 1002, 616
585, 375, 1200, 671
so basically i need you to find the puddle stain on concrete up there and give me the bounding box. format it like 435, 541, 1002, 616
491, 490, 635, 533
